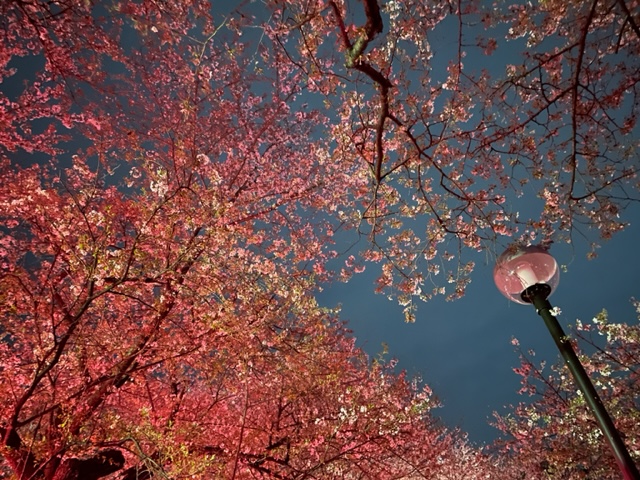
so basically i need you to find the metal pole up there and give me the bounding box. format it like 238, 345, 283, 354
524, 284, 640, 480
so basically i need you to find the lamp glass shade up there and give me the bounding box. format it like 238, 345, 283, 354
493, 245, 560, 304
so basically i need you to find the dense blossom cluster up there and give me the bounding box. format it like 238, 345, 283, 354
494, 301, 640, 479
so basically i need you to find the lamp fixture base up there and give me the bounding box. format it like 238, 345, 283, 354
521, 283, 552, 304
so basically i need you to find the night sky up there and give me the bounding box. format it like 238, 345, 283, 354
318, 207, 640, 445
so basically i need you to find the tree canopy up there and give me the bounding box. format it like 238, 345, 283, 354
1, 0, 638, 478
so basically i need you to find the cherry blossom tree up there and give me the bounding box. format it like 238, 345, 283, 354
1, 0, 638, 477
264, 0, 639, 316
0, 149, 485, 477
0, 1, 496, 478
3, 0, 638, 304
492, 301, 640, 479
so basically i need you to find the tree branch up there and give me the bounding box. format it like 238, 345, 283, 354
616, 0, 640, 40
329, 0, 395, 183
52, 449, 125, 480
568, 0, 599, 199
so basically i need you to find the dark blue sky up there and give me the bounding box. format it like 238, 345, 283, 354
318, 205, 640, 445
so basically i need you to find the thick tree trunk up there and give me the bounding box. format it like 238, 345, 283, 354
49, 450, 125, 480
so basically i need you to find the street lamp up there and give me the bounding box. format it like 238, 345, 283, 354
494, 244, 640, 480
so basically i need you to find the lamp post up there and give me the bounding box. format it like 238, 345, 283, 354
494, 245, 640, 480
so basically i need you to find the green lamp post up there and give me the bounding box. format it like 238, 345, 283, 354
494, 245, 639, 480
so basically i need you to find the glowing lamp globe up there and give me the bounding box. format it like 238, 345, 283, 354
493, 245, 560, 304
